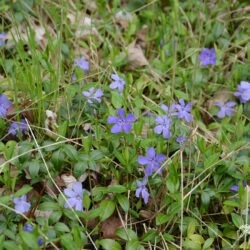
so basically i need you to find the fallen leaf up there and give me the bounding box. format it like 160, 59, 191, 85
45, 110, 58, 138
115, 10, 133, 29
83, 0, 97, 12
67, 13, 101, 40
61, 174, 77, 188
101, 215, 123, 239
136, 25, 148, 49
34, 210, 53, 218
127, 42, 148, 69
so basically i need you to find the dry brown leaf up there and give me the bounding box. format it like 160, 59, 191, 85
61, 174, 77, 188
101, 216, 123, 239
45, 110, 58, 138
127, 42, 148, 69
115, 10, 133, 29
136, 25, 148, 49
67, 13, 100, 40
83, 0, 97, 12
6, 21, 50, 49
34, 210, 53, 218
139, 210, 154, 219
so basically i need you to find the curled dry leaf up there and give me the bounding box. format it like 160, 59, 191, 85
101, 215, 123, 239
127, 42, 148, 69
115, 10, 133, 29
139, 210, 154, 220
67, 13, 101, 40
136, 25, 148, 49
6, 21, 50, 49
34, 210, 53, 218
61, 174, 77, 188
45, 110, 58, 138
83, 0, 97, 12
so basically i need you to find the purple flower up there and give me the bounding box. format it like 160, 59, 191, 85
23, 223, 34, 233
74, 57, 89, 74
37, 237, 44, 246
107, 108, 136, 134
215, 101, 236, 118
138, 147, 166, 176
234, 81, 250, 103
0, 33, 5, 47
109, 74, 125, 93
172, 99, 193, 122
64, 182, 84, 211
230, 181, 246, 192
176, 135, 187, 145
135, 178, 149, 204
154, 115, 172, 139
13, 195, 31, 214
82, 87, 103, 104
8, 119, 28, 136
199, 48, 216, 66
160, 104, 175, 116
0, 94, 12, 118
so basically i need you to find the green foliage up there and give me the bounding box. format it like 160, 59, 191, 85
0, 0, 249, 249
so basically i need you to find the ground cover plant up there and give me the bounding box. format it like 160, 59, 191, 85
0, 0, 250, 249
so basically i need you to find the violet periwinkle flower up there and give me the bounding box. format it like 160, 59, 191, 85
37, 237, 44, 246
154, 115, 172, 139
176, 135, 187, 145
64, 181, 84, 211
74, 57, 89, 74
23, 223, 34, 233
8, 119, 28, 136
160, 104, 175, 116
13, 195, 31, 214
107, 108, 136, 134
234, 81, 250, 103
0, 33, 5, 47
23, 223, 43, 246
138, 147, 166, 176
82, 87, 103, 104
199, 48, 216, 66
0, 94, 12, 118
135, 178, 149, 204
109, 74, 125, 93
230, 182, 247, 192
215, 101, 236, 118
172, 99, 193, 123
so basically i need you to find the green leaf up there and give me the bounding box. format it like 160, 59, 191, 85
204, 154, 219, 168
0, 195, 11, 204
111, 91, 123, 109
156, 213, 169, 225
3, 241, 19, 250
116, 228, 138, 241
231, 213, 244, 228
28, 161, 40, 178
39, 202, 60, 211
14, 185, 32, 197
126, 240, 145, 250
107, 185, 127, 194
99, 239, 122, 250
203, 238, 214, 249
54, 222, 70, 233
99, 200, 116, 221
20, 231, 40, 250
63, 144, 78, 161
4, 141, 17, 160
61, 234, 78, 250
83, 192, 91, 210
58, 121, 68, 137
117, 194, 129, 212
